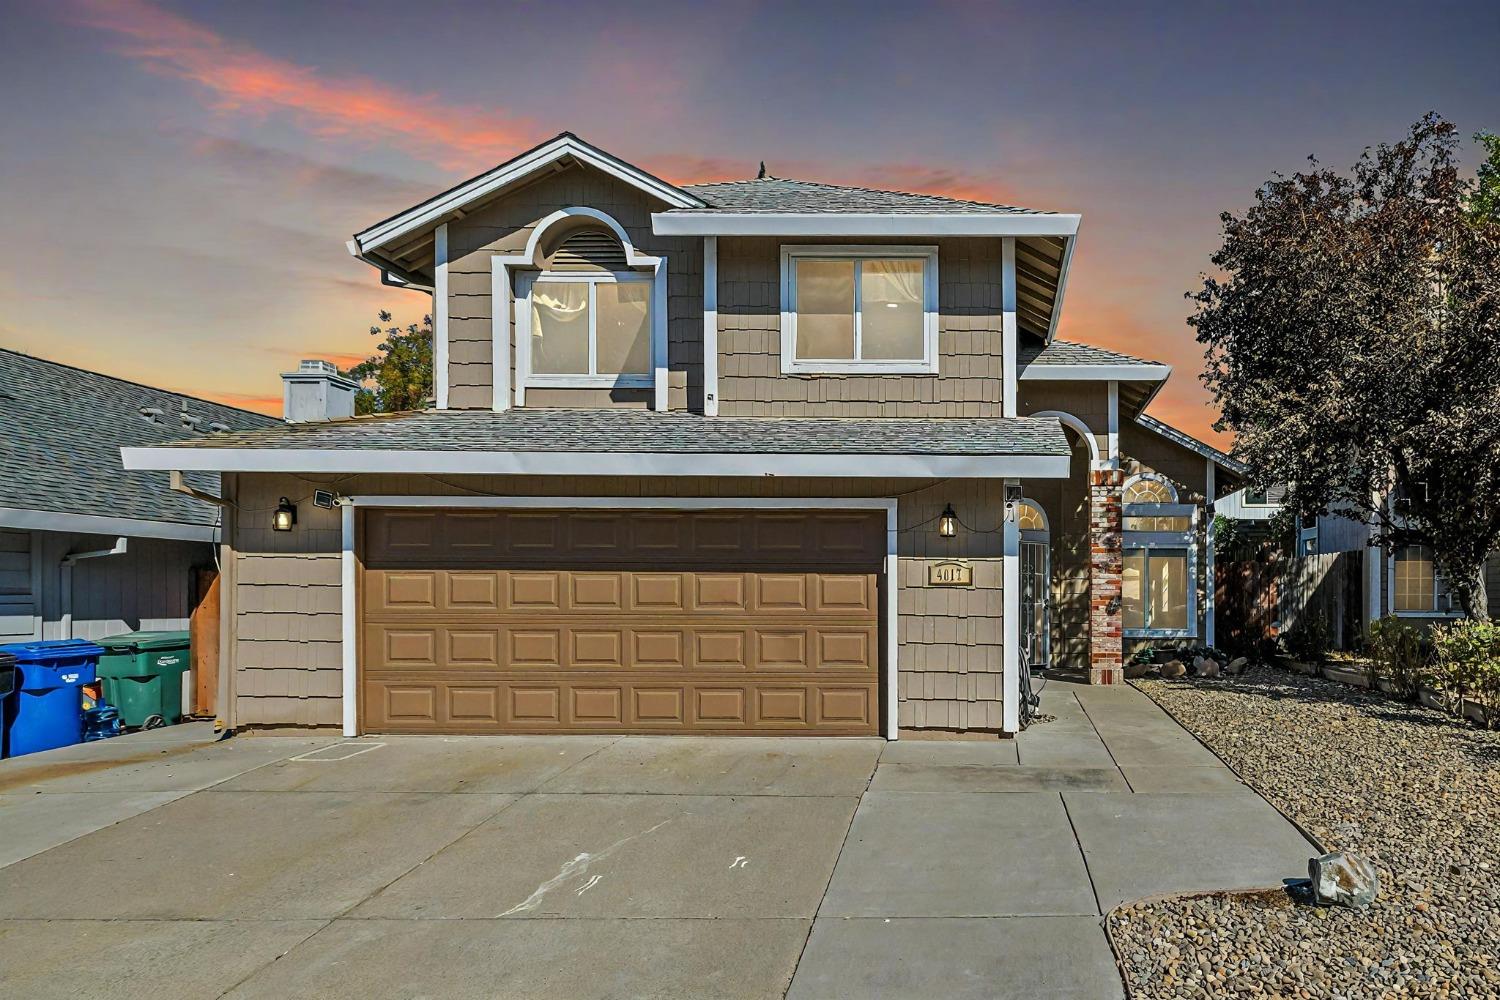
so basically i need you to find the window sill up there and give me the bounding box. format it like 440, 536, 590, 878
1125, 628, 1199, 639
779, 361, 939, 377
522, 375, 653, 389
1392, 611, 1465, 619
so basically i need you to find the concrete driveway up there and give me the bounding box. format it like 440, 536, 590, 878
0, 680, 1315, 999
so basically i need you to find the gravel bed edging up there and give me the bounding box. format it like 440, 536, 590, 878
1110, 668, 1500, 999
1100, 675, 1328, 997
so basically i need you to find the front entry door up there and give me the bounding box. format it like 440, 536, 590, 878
1020, 539, 1050, 670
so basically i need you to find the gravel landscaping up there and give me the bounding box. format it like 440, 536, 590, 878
1108, 668, 1500, 999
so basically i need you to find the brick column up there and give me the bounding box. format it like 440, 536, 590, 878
1089, 468, 1124, 685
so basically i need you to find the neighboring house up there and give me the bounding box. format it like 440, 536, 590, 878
1215, 484, 1500, 639
124, 132, 1242, 739
0, 349, 278, 646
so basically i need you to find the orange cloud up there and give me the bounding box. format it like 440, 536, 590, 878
203, 391, 282, 417
63, 0, 537, 170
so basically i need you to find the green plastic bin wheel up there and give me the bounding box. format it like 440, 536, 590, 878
95, 631, 191, 729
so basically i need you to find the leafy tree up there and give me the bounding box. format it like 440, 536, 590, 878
1190, 114, 1500, 617
1472, 130, 1500, 224
343, 311, 433, 415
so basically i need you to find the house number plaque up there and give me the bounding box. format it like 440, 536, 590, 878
928, 560, 974, 587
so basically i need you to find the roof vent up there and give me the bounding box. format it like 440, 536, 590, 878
208, 421, 230, 433
549, 229, 627, 271
181, 412, 202, 430
139, 406, 163, 424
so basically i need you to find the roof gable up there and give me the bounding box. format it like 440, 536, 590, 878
352, 133, 704, 255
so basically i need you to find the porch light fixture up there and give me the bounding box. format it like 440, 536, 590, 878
938, 504, 958, 538
272, 497, 298, 532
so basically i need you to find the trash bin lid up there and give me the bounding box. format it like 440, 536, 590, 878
98, 630, 191, 652
0, 639, 106, 661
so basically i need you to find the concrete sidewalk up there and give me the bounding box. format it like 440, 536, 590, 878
0, 681, 1316, 1000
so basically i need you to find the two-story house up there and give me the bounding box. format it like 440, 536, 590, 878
124, 133, 1240, 739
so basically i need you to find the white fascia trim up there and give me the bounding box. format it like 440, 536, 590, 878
122, 448, 1073, 479
703, 236, 719, 415
1020, 364, 1171, 382
341, 495, 901, 740
652, 212, 1082, 238
355, 135, 702, 254
1045, 232, 1078, 341
1001, 238, 1018, 418
0, 505, 217, 543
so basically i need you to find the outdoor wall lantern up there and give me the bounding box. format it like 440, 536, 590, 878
938, 504, 958, 538
272, 497, 298, 532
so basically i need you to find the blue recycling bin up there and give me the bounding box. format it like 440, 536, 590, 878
1, 640, 103, 758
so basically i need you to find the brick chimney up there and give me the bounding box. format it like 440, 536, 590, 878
281, 360, 358, 423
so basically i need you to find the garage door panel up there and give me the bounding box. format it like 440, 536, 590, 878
570, 572, 625, 611
361, 509, 882, 735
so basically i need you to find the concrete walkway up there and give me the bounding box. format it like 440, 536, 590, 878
0, 681, 1315, 999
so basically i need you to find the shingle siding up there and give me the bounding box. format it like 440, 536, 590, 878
445, 164, 702, 411
716, 236, 1007, 417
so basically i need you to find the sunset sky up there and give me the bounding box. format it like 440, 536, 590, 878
2, 0, 1495, 446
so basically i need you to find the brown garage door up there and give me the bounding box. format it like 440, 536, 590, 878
359, 508, 884, 735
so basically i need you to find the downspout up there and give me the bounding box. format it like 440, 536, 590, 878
60, 538, 128, 639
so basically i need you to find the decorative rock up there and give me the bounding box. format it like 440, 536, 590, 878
1198, 659, 1221, 679
1227, 656, 1248, 675
1160, 659, 1187, 679
1309, 851, 1379, 909
1125, 660, 1154, 680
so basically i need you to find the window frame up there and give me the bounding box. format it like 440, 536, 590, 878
515, 269, 658, 390
1121, 473, 1199, 638
1389, 543, 1461, 617
778, 245, 940, 375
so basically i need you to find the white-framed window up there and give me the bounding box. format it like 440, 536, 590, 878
1122, 473, 1198, 637
1391, 544, 1458, 615
516, 270, 656, 388
779, 245, 939, 374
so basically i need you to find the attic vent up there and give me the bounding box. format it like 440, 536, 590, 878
208, 421, 230, 433
181, 413, 202, 430
549, 229, 628, 271
139, 406, 163, 424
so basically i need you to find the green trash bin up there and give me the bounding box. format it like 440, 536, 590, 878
95, 631, 191, 729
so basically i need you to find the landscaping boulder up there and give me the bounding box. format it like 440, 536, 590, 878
1308, 851, 1379, 909
1198, 659, 1221, 679
1227, 656, 1249, 675
1124, 660, 1154, 680
1160, 659, 1187, 679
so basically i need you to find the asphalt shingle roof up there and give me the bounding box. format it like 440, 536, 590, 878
147, 409, 1072, 458
679, 177, 1049, 215
1017, 339, 1162, 368
0, 349, 280, 527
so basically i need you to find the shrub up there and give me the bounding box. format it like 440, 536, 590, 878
1431, 619, 1500, 728
1282, 610, 1331, 663
1365, 615, 1431, 700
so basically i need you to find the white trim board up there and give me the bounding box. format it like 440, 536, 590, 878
339, 495, 901, 741
0, 505, 218, 543
651, 212, 1082, 238
353, 134, 703, 255
122, 448, 1073, 479
1020, 364, 1170, 382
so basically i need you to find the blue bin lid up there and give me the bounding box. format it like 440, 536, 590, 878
0, 639, 106, 661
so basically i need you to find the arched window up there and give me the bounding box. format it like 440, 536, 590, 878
1121, 473, 1197, 638
1016, 500, 1048, 535
1123, 474, 1177, 504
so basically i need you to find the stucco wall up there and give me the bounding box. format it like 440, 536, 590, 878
227, 472, 1009, 734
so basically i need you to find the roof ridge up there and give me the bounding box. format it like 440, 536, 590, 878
0, 347, 280, 423
683, 174, 1022, 211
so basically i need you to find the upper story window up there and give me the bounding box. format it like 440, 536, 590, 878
1121, 473, 1198, 637
520, 272, 653, 385
779, 246, 938, 375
